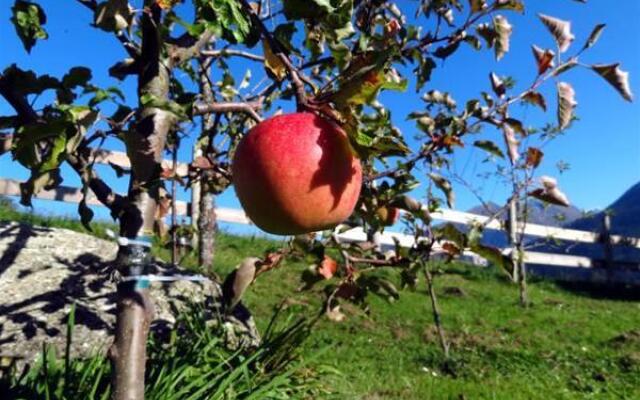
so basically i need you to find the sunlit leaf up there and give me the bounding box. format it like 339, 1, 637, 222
501, 123, 519, 164
493, 15, 512, 60
529, 176, 570, 206
94, 0, 132, 32
591, 63, 633, 102
261, 39, 286, 81
556, 81, 577, 130
538, 14, 574, 53
428, 173, 455, 208
11, 0, 48, 53
489, 72, 505, 98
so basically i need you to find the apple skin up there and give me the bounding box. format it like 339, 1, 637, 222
232, 112, 363, 235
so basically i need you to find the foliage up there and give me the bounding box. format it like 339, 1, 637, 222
1, 0, 635, 396
1, 303, 327, 399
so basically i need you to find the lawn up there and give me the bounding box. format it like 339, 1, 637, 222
1, 200, 639, 399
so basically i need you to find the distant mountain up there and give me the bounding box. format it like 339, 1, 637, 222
468, 200, 583, 227
538, 182, 640, 263
567, 182, 640, 237
465, 200, 583, 248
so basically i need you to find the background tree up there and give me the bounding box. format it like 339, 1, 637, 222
1, 0, 632, 398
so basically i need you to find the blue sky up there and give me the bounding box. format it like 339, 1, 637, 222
0, 0, 638, 235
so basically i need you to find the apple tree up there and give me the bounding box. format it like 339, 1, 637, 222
1, 0, 632, 398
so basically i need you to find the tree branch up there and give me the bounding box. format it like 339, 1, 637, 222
192, 100, 263, 123
167, 31, 215, 68
0, 75, 125, 215
201, 48, 265, 62
238, 0, 311, 109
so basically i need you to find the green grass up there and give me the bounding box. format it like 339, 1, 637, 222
1, 197, 639, 399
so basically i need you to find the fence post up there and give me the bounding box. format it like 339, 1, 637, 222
601, 213, 613, 268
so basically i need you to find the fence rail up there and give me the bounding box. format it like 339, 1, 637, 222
1, 172, 639, 281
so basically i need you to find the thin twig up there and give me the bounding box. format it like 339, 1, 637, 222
192, 100, 263, 122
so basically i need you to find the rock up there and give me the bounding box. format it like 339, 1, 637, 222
0, 222, 259, 369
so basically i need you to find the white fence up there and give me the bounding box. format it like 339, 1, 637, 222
1, 149, 639, 283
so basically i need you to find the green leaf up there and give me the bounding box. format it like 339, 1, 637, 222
435, 223, 467, 249
140, 93, 188, 120
283, 0, 354, 42
283, 0, 335, 19
199, 0, 254, 45
20, 168, 62, 207
474, 140, 505, 158
11, 0, 48, 53
471, 243, 513, 276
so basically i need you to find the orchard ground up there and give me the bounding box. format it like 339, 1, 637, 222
1, 201, 639, 399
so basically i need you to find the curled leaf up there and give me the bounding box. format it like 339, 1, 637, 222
531, 45, 555, 75
428, 173, 455, 208
530, 176, 571, 207
94, 0, 132, 32
557, 82, 577, 130
538, 14, 574, 53
468, 0, 488, 13
522, 91, 547, 111
525, 147, 544, 168
583, 23, 606, 50
591, 63, 633, 102
501, 123, 519, 164
262, 39, 287, 81
493, 15, 512, 60
489, 72, 505, 97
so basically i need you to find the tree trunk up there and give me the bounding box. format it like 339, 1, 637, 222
423, 260, 450, 360
508, 197, 519, 284
110, 3, 173, 399
197, 58, 217, 274
198, 191, 217, 273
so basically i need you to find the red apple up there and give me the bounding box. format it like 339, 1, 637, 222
232, 112, 363, 235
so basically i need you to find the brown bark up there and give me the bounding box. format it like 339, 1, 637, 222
110, 3, 170, 399
198, 191, 216, 273
197, 59, 217, 274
